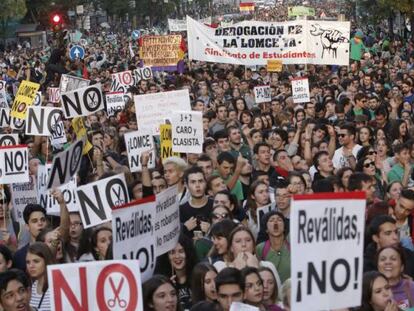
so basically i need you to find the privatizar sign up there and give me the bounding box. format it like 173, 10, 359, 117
112, 196, 156, 282
47, 260, 143, 311
187, 16, 350, 66
290, 192, 365, 311
171, 111, 203, 154
0, 145, 29, 184
292, 77, 310, 104
77, 173, 130, 228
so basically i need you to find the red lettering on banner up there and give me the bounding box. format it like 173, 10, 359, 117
96, 263, 139, 311
52, 267, 89, 311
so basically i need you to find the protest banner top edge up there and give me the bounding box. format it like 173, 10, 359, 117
293, 191, 366, 201
0, 144, 28, 150
106, 91, 125, 95
111, 194, 156, 210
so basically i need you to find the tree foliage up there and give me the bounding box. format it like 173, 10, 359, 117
0, 0, 27, 39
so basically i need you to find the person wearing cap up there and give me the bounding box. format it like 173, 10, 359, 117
350, 30, 366, 62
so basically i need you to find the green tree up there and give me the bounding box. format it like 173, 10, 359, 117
0, 0, 27, 40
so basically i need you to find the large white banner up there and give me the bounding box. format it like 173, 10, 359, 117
47, 260, 143, 311
291, 192, 365, 311
77, 173, 129, 228
134, 89, 191, 135
187, 16, 350, 65
112, 196, 156, 282
155, 186, 180, 256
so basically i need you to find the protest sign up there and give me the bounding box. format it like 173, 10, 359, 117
154, 186, 180, 256
292, 77, 310, 104
46, 139, 84, 189
48, 87, 60, 103
48, 260, 143, 311
267, 59, 283, 72
124, 130, 156, 172
0, 81, 7, 108
133, 66, 153, 83
111, 70, 135, 92
26, 106, 63, 136
0, 145, 29, 184
11, 175, 37, 222
187, 17, 350, 66
59, 74, 90, 93
172, 111, 203, 153
134, 89, 191, 135
10, 81, 40, 119
105, 92, 126, 117
168, 17, 212, 32
71, 118, 93, 155
256, 203, 275, 232
291, 192, 365, 311
254, 86, 271, 104
112, 196, 156, 282
288, 6, 316, 17
160, 124, 180, 162
37, 164, 78, 215
0, 134, 19, 146
0, 108, 9, 128
33, 92, 42, 106
77, 173, 130, 228
230, 302, 259, 311
61, 83, 104, 118
10, 117, 25, 132
140, 35, 184, 67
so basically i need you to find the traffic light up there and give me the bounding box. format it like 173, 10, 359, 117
51, 13, 64, 32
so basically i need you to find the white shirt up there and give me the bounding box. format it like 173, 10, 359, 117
332, 144, 362, 169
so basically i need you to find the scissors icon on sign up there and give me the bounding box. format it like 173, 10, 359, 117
107, 276, 127, 308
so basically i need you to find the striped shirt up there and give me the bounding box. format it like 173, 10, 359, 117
30, 281, 51, 311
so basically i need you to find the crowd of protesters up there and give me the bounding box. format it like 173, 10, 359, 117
0, 1, 414, 311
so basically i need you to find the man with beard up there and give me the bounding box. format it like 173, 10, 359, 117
402, 80, 414, 105
179, 166, 213, 239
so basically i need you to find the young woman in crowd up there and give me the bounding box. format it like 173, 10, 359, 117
208, 219, 238, 265
26, 242, 55, 311
155, 234, 197, 311
191, 262, 218, 305
241, 267, 266, 310
376, 245, 414, 309
259, 266, 283, 310
357, 271, 399, 311
143, 275, 178, 311
37, 227, 65, 263
77, 227, 112, 261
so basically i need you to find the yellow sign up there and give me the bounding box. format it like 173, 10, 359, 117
140, 35, 183, 67
267, 60, 283, 72
10, 81, 40, 119
72, 117, 93, 155
160, 124, 180, 161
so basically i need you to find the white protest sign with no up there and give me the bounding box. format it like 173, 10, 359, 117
171, 111, 203, 153
61, 83, 104, 118
47, 260, 143, 311
47, 87, 60, 103
26, 106, 63, 136
0, 134, 19, 146
59, 74, 90, 93
105, 92, 126, 117
155, 186, 180, 256
46, 139, 84, 189
124, 130, 155, 172
134, 89, 191, 135
291, 192, 365, 311
111, 70, 134, 92
254, 85, 271, 104
112, 196, 156, 282
0, 145, 29, 184
133, 66, 153, 83
292, 77, 310, 104
77, 173, 130, 229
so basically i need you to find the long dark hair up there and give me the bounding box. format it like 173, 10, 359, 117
77, 227, 112, 260
27, 242, 55, 293
155, 234, 197, 283
358, 271, 389, 311
143, 274, 178, 311
191, 262, 217, 304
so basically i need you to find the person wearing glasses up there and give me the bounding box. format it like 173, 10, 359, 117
64, 212, 83, 263
332, 124, 362, 170
356, 156, 386, 200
